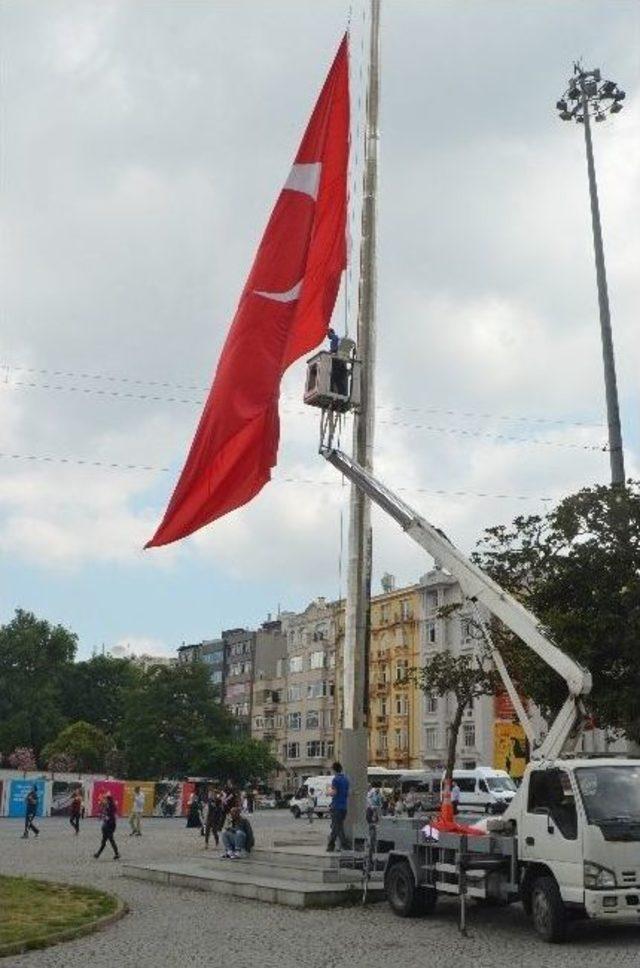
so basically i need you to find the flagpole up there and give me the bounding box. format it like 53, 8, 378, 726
342, 0, 380, 841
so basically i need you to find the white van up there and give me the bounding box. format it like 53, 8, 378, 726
289, 775, 334, 818
452, 767, 517, 814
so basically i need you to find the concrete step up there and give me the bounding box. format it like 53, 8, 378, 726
250, 847, 346, 871
122, 859, 385, 908
204, 856, 343, 884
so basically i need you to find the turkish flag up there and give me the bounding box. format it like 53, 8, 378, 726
146, 37, 349, 548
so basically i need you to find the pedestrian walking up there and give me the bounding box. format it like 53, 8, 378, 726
69, 788, 83, 835
93, 792, 120, 860
305, 786, 316, 824
326, 761, 351, 852
204, 788, 224, 849
129, 785, 145, 837
451, 780, 461, 816
22, 785, 40, 839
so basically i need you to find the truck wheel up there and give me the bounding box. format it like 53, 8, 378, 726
530, 876, 567, 943
385, 862, 430, 917
291, 806, 301, 819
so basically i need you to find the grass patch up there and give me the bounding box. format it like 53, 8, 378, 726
0, 876, 121, 955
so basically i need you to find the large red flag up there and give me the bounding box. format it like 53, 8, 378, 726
146, 37, 349, 549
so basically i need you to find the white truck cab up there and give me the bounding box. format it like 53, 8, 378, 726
507, 758, 640, 934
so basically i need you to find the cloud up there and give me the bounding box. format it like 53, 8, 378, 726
108, 635, 171, 658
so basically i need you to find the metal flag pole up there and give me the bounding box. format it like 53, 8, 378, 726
342, 0, 381, 842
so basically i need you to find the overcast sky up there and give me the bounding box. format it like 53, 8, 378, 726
1, 0, 638, 659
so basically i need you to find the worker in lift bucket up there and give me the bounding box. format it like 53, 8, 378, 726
326, 327, 349, 397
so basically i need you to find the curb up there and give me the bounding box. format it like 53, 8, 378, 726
0, 881, 128, 960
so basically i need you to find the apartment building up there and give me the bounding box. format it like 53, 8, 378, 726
277, 598, 337, 789
417, 564, 494, 770
177, 638, 225, 696
223, 627, 256, 732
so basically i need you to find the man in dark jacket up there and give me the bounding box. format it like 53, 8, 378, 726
22, 786, 40, 839
221, 806, 254, 858
204, 788, 225, 848
93, 792, 120, 860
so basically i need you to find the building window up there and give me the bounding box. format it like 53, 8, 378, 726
309, 650, 325, 670
324, 709, 334, 728
425, 694, 437, 714
264, 716, 275, 730
425, 726, 438, 750
210, 670, 223, 684
289, 655, 304, 673
307, 741, 324, 758
326, 741, 334, 759
380, 698, 387, 717
313, 626, 326, 641
287, 684, 303, 702
307, 680, 333, 699
254, 716, 264, 730
426, 621, 436, 644
379, 732, 388, 750
395, 695, 408, 716
463, 722, 476, 747
287, 712, 301, 731
328, 651, 336, 668
306, 710, 319, 729
285, 742, 300, 759
381, 604, 390, 623
400, 600, 413, 621
394, 728, 408, 750
395, 659, 409, 682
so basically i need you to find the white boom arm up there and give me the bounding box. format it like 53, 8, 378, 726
323, 446, 592, 759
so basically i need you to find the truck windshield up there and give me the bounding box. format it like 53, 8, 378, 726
575, 766, 640, 825
486, 776, 516, 793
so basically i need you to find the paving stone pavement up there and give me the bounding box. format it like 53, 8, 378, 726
2, 815, 639, 967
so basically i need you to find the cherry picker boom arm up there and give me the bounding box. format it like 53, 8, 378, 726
322, 445, 592, 759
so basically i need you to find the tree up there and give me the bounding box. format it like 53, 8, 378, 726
473, 481, 640, 740
65, 655, 141, 739
0, 610, 77, 759
192, 737, 279, 786
7, 747, 37, 772
410, 649, 499, 780
42, 721, 112, 773
46, 752, 77, 774
118, 663, 235, 779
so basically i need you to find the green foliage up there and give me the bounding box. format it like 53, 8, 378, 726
192, 737, 279, 785
42, 721, 112, 773
0, 610, 77, 757
118, 662, 235, 779
65, 655, 141, 738
473, 481, 640, 740
410, 648, 499, 779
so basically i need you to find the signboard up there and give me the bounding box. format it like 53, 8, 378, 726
51, 780, 84, 816
493, 722, 528, 779
8, 779, 46, 818
153, 781, 182, 817
90, 780, 124, 817
122, 781, 155, 817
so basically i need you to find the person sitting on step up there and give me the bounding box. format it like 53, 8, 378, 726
221, 806, 254, 859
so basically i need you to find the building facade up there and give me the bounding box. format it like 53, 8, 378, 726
417, 565, 494, 770
275, 598, 337, 789
223, 627, 256, 732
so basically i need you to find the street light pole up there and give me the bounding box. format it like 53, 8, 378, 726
556, 65, 626, 485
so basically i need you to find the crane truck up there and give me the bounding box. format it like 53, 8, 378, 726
304, 350, 640, 942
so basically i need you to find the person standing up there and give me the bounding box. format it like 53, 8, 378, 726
305, 786, 316, 824
22, 786, 40, 839
204, 788, 224, 849
93, 792, 120, 860
129, 785, 145, 837
451, 780, 461, 816
326, 762, 350, 853
69, 789, 83, 835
